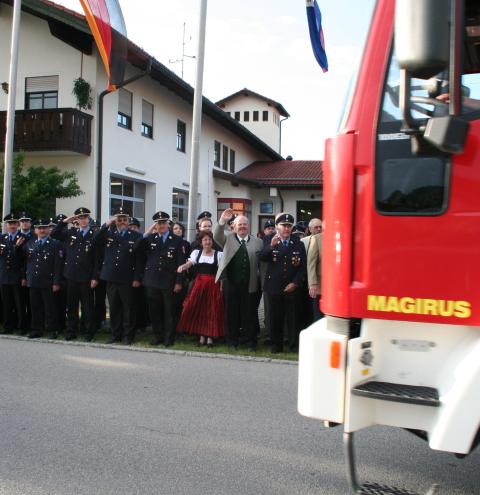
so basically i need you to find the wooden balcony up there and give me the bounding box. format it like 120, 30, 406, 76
0, 108, 93, 156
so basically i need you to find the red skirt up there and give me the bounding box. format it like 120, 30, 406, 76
177, 274, 224, 338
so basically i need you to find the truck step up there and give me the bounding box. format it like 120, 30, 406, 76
358, 482, 419, 494
352, 381, 440, 407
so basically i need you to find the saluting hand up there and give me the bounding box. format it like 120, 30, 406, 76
271, 234, 281, 247
64, 215, 77, 224
146, 223, 157, 234
15, 237, 25, 247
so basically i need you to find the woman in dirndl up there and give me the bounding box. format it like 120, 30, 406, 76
176, 231, 224, 347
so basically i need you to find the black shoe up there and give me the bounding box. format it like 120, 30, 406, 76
150, 338, 162, 346
65, 334, 76, 341
228, 345, 238, 352
48, 332, 58, 339
27, 332, 43, 339
84, 334, 94, 342
164, 342, 174, 348
106, 337, 122, 344
123, 337, 134, 345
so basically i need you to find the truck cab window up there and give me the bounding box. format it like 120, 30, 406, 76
376, 52, 451, 215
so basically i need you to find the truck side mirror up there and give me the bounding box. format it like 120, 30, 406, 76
395, 0, 450, 79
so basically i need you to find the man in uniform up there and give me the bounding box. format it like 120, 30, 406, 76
0, 214, 25, 333
214, 209, 263, 351
140, 211, 185, 346
93, 207, 143, 345
21, 218, 63, 339
260, 213, 306, 353
260, 219, 276, 344
18, 211, 34, 333
91, 219, 107, 332
51, 207, 97, 341
129, 216, 149, 334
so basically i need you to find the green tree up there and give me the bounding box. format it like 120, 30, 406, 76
0, 153, 83, 219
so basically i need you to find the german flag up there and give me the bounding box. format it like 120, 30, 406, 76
79, 0, 128, 91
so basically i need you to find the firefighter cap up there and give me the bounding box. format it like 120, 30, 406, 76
152, 211, 170, 222
3, 213, 18, 223
275, 212, 294, 225
74, 207, 91, 216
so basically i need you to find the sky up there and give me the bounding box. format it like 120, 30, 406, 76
56, 0, 376, 160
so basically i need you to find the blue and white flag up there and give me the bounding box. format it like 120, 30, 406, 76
306, 0, 328, 72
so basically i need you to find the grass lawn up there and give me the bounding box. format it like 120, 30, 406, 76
1, 326, 299, 362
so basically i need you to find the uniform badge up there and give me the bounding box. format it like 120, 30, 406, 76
292, 251, 301, 267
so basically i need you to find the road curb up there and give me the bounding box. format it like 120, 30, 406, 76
0, 334, 298, 366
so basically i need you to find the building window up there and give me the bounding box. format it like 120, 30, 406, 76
214, 140, 221, 167
234, 111, 240, 121
25, 75, 58, 110
172, 188, 189, 225
222, 145, 229, 171
217, 198, 252, 225
244, 111, 250, 122
176, 120, 186, 152
263, 110, 269, 121
229, 149, 236, 173
141, 99, 153, 138
226, 111, 231, 117
118, 88, 132, 129
253, 110, 259, 121
110, 176, 146, 229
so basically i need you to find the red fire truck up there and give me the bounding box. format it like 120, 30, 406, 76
298, 1, 480, 494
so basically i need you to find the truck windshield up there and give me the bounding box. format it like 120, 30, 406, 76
375, 5, 480, 216
381, 2, 480, 124
337, 0, 376, 132
381, 55, 480, 123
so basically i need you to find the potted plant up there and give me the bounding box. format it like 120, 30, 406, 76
72, 77, 93, 110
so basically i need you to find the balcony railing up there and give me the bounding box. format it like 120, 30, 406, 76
0, 108, 93, 156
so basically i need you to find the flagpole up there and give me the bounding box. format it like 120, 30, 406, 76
2, 0, 22, 221
186, 0, 208, 242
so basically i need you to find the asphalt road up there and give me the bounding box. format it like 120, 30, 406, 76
0, 338, 478, 495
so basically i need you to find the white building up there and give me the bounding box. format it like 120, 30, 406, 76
216, 88, 290, 154
0, 0, 322, 235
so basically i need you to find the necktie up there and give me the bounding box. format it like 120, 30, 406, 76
9, 235, 14, 242
283, 240, 288, 247
241, 239, 246, 246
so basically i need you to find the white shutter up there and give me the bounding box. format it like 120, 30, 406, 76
25, 75, 59, 93
142, 99, 153, 126
118, 88, 132, 116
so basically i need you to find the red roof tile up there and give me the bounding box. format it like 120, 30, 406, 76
236, 160, 323, 187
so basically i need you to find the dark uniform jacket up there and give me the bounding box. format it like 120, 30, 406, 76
260, 237, 307, 295
51, 223, 97, 282
94, 225, 143, 284
139, 232, 186, 289
0, 232, 24, 285
23, 237, 63, 289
